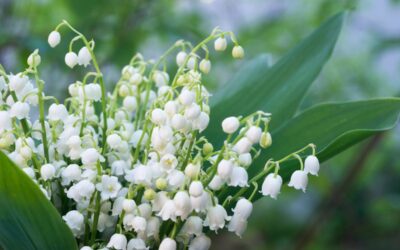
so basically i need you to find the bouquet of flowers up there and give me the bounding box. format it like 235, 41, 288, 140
0, 13, 399, 250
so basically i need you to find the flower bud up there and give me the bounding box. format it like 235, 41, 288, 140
221, 116, 240, 134
118, 85, 130, 97
27, 50, 41, 67
260, 132, 272, 148
48, 31, 61, 48
232, 45, 245, 59
144, 188, 156, 201
156, 178, 168, 190
187, 56, 197, 70
184, 163, 200, 179
65, 52, 78, 68
214, 37, 227, 51
199, 59, 211, 74
202, 142, 213, 155
304, 155, 320, 176
288, 170, 308, 192
176, 51, 187, 67
261, 173, 282, 199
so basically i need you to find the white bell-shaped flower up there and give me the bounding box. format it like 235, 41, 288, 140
67, 179, 95, 202
189, 234, 211, 250
179, 89, 196, 106
123, 96, 137, 112
189, 181, 204, 197
233, 137, 252, 154
125, 164, 152, 185
171, 114, 187, 130
61, 164, 81, 186
81, 148, 104, 166
84, 83, 102, 101
40, 164, 55, 180
152, 191, 169, 212
127, 238, 149, 250
208, 175, 224, 191
245, 126, 262, 144
48, 31, 61, 48
10, 101, 30, 119
62, 210, 84, 237
184, 163, 200, 179
122, 199, 136, 213
180, 216, 203, 237
164, 100, 178, 117
193, 112, 210, 132
146, 216, 161, 238
153, 71, 169, 87
221, 117, 239, 134
159, 238, 177, 250
204, 204, 230, 232
217, 159, 233, 180
0, 111, 12, 132
167, 170, 186, 189
304, 155, 320, 176
107, 134, 122, 150
48, 104, 68, 122
227, 214, 247, 237
228, 166, 248, 187
107, 233, 127, 250
8, 74, 28, 93
185, 103, 201, 120
65, 52, 78, 68
151, 108, 167, 125
232, 198, 253, 219
157, 199, 177, 221
191, 192, 211, 213
77, 47, 91, 67
132, 216, 147, 233
174, 191, 192, 219
288, 170, 308, 192
238, 153, 252, 167
261, 173, 282, 199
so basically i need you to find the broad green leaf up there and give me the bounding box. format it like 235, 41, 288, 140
0, 151, 78, 250
206, 13, 344, 144
250, 98, 400, 181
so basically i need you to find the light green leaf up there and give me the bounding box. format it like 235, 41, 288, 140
206, 13, 344, 144
250, 99, 400, 181
0, 151, 78, 250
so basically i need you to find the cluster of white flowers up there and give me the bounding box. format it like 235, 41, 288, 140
0, 22, 320, 250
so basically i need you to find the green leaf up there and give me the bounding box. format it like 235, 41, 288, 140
206, 12, 344, 144
0, 151, 78, 250
251, 98, 400, 181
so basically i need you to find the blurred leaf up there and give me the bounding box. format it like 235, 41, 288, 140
207, 13, 344, 144
0, 151, 77, 250
251, 98, 400, 181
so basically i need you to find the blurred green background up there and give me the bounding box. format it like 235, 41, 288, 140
1, 0, 400, 249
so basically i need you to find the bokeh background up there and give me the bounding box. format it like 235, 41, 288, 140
1, 0, 400, 249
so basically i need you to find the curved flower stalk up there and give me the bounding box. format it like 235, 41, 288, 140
0, 22, 321, 250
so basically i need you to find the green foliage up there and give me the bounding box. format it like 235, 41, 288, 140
0, 151, 78, 250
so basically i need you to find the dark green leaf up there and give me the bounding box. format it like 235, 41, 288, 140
251, 98, 400, 181
0, 151, 78, 250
